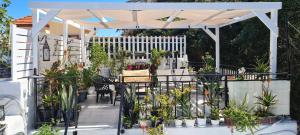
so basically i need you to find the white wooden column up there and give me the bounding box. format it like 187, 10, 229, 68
63, 20, 68, 61
215, 27, 220, 73
252, 10, 279, 77
202, 27, 220, 73
80, 25, 85, 63
270, 10, 278, 76
32, 9, 39, 72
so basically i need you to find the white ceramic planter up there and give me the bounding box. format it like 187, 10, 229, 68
175, 119, 183, 127
196, 118, 206, 127
211, 119, 220, 126
185, 119, 195, 127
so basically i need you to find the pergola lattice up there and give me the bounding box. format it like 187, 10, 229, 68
29, 2, 282, 75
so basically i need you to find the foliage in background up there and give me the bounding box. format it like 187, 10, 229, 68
252, 56, 270, 73
0, 0, 12, 56
198, 52, 215, 73
0, 0, 12, 78
150, 48, 168, 66
90, 43, 108, 71
34, 124, 59, 135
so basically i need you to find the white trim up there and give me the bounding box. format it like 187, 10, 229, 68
87, 9, 110, 29
29, 2, 282, 10
31, 9, 61, 38
252, 10, 279, 36
202, 27, 217, 40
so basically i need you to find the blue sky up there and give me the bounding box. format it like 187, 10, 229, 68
8, 0, 127, 36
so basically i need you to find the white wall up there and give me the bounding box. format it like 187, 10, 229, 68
228, 80, 290, 115
0, 79, 34, 134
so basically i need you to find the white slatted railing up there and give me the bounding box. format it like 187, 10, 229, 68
11, 25, 33, 80
93, 35, 186, 60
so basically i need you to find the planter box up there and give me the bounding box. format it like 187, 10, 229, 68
228, 80, 290, 115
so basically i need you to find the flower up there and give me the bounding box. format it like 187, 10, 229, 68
238, 67, 246, 74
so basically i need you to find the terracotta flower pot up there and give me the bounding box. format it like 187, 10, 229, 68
258, 116, 278, 125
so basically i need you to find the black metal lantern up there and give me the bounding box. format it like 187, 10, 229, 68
43, 36, 50, 61
0, 105, 5, 121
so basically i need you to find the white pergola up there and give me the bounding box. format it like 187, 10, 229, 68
29, 2, 281, 75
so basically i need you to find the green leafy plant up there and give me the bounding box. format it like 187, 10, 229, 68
172, 87, 192, 119
34, 124, 59, 135
150, 48, 167, 66
147, 124, 163, 135
156, 94, 174, 124
255, 86, 278, 117
80, 67, 94, 90
224, 95, 258, 134
211, 107, 220, 120
115, 49, 131, 74
253, 57, 270, 73
90, 43, 108, 71
199, 52, 215, 74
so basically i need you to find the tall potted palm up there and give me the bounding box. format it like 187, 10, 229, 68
60, 85, 76, 135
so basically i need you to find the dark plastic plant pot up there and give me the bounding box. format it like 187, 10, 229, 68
78, 91, 88, 103
0, 124, 6, 135
37, 108, 52, 122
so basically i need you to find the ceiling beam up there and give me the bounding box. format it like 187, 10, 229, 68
86, 9, 110, 29
132, 10, 139, 28
29, 2, 282, 10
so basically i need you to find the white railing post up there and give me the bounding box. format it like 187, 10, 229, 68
146, 36, 149, 59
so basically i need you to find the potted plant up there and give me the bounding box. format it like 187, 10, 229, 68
196, 111, 206, 127
224, 95, 258, 134
252, 56, 270, 80
254, 86, 278, 124
78, 67, 94, 102
210, 107, 220, 126
59, 85, 76, 135
172, 87, 194, 127
174, 117, 183, 127
34, 124, 59, 135
156, 94, 174, 126
38, 94, 58, 122
90, 43, 108, 73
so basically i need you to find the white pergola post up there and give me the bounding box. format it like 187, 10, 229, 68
32, 9, 39, 73
202, 27, 220, 73
252, 10, 279, 77
80, 26, 85, 63
270, 10, 278, 77
63, 20, 69, 61
215, 27, 220, 73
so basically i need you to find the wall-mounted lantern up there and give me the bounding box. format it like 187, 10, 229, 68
0, 105, 5, 121
42, 36, 50, 61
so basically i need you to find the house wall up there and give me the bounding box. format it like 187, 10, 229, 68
228, 80, 290, 115
0, 79, 33, 134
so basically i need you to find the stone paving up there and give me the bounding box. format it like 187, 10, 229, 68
69, 88, 120, 135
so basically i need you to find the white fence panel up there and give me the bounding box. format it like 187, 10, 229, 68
11, 25, 33, 80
